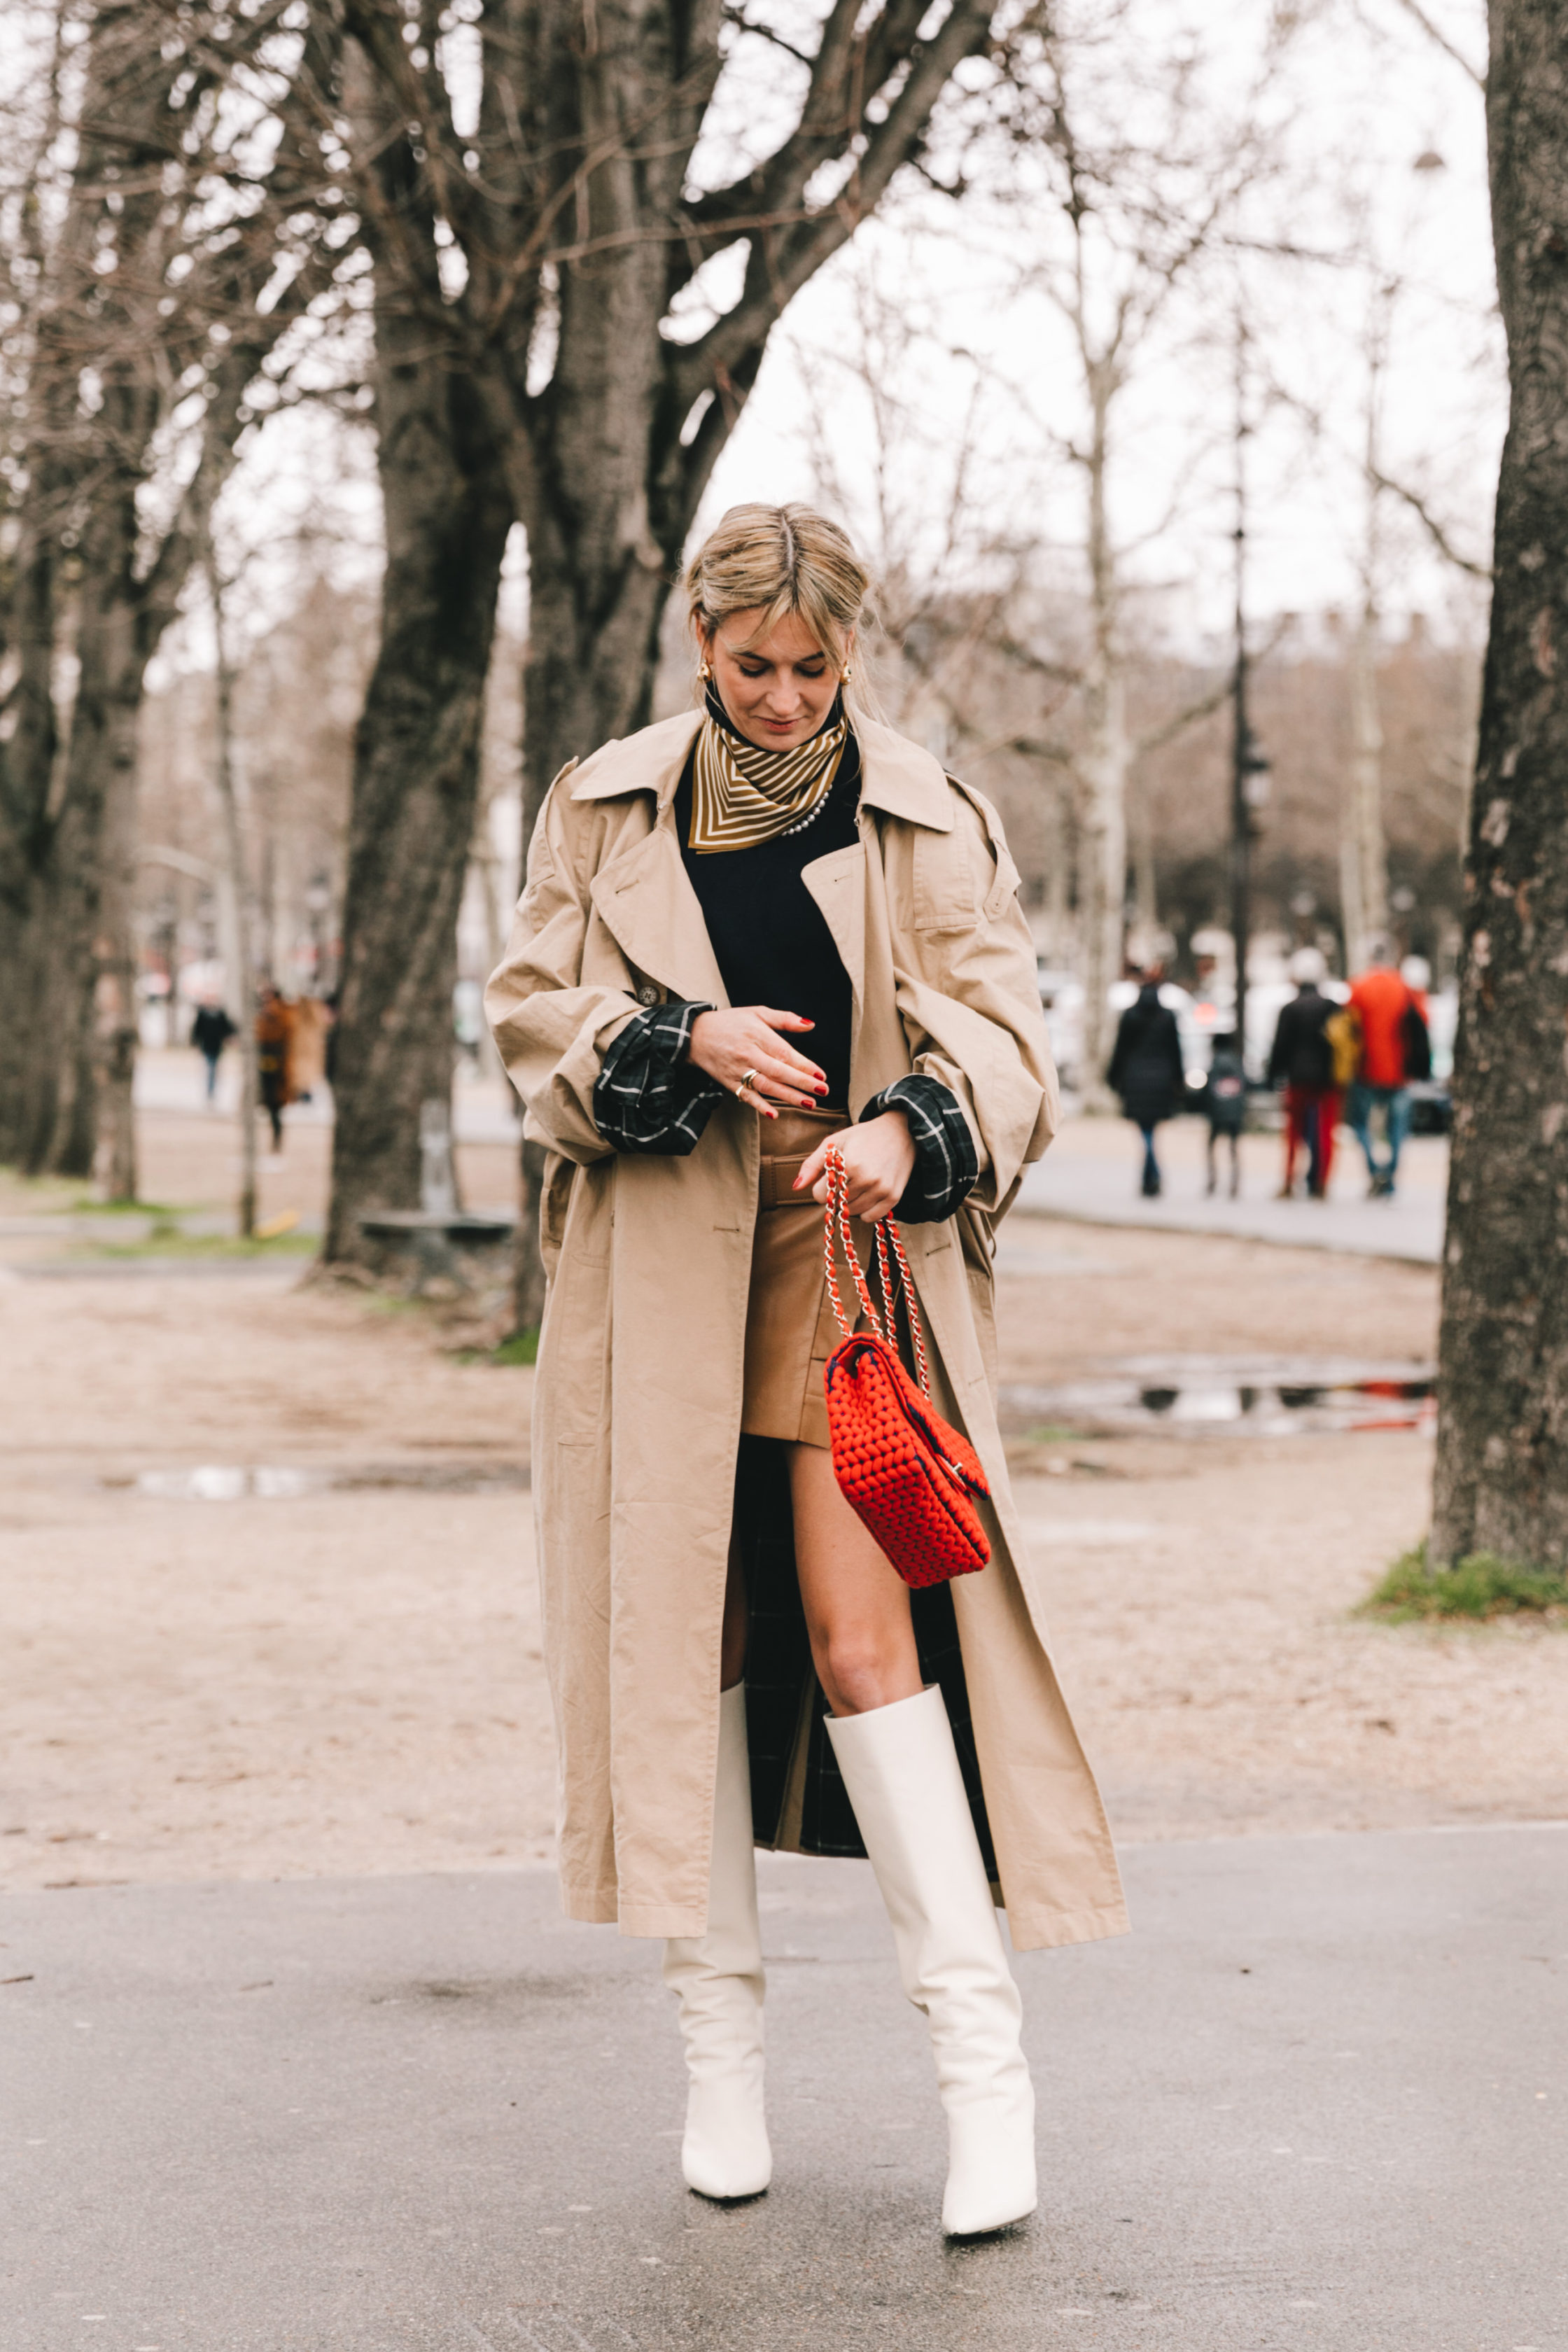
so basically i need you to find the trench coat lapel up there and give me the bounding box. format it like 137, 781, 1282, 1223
590, 825, 729, 1009
573, 710, 727, 1007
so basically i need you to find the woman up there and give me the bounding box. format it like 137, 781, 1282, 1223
486, 504, 1125, 2237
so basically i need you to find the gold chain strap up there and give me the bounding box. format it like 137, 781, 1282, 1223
822, 1147, 932, 1399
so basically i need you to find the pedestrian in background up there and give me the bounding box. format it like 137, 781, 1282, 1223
1346, 941, 1429, 1198
255, 984, 293, 1154
1107, 961, 1186, 1198
190, 997, 235, 1102
1203, 1030, 1246, 1198
1267, 948, 1340, 1199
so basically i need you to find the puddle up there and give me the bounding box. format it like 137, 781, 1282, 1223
1000, 1359, 1436, 1438
104, 1462, 531, 1501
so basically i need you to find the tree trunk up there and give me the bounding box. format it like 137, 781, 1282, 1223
1344, 595, 1387, 970
323, 348, 512, 1262
0, 505, 146, 1183
1074, 368, 1129, 1101
79, 587, 146, 1200
206, 556, 260, 1236
1077, 684, 1129, 1099
1430, 0, 1568, 1569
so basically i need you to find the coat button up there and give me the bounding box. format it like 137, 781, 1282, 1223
637, 983, 660, 1007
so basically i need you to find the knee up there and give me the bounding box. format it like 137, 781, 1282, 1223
818, 1632, 904, 1716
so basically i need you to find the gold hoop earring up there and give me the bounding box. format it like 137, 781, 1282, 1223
699, 660, 713, 682
842, 666, 853, 683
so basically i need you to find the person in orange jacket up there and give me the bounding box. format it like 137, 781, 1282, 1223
1345, 941, 1429, 1198
255, 983, 295, 1152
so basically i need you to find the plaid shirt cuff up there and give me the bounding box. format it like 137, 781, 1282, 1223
594, 1000, 726, 1155
860, 1075, 979, 1222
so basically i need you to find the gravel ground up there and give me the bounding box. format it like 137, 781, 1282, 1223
1, 1105, 1564, 1892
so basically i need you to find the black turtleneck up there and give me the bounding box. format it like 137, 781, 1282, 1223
673, 720, 862, 1107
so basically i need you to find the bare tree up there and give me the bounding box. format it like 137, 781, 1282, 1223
318, 0, 1013, 1291
0, 0, 344, 1186
984, 3, 1288, 1088
1430, 0, 1568, 1569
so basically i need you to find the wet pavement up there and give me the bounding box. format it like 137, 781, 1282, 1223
1000, 1358, 1436, 1438
4, 1825, 1564, 2352
104, 1461, 531, 1500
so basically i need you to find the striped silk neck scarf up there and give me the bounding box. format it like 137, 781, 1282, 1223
687, 684, 850, 854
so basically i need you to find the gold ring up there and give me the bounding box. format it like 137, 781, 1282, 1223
739, 1068, 760, 1095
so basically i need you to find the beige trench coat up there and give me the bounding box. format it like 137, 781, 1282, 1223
485, 707, 1128, 1953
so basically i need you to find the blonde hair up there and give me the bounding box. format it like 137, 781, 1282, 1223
683, 503, 878, 717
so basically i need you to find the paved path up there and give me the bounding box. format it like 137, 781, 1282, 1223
1018, 1118, 1447, 1264
4, 1825, 1563, 2351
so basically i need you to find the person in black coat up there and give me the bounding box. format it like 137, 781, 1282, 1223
190, 1000, 237, 1101
1266, 948, 1340, 1198
1107, 965, 1186, 1197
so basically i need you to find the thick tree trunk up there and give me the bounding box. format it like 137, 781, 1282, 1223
0, 552, 143, 1181
0, 503, 76, 1172
323, 352, 512, 1261
1430, 0, 1568, 1568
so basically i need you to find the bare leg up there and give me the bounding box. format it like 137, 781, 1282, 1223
787, 1442, 923, 1716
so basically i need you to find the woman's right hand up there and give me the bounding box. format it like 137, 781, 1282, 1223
686, 1007, 828, 1118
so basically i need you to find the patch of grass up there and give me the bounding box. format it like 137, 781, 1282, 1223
68, 1196, 182, 1217
1018, 1423, 1080, 1446
1360, 1541, 1568, 1623
491, 1326, 539, 1366
73, 1229, 317, 1261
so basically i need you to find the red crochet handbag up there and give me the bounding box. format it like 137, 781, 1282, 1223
820, 1147, 991, 1590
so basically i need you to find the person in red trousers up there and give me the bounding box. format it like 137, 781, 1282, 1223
1266, 948, 1341, 1198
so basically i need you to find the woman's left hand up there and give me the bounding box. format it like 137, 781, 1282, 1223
795, 1110, 916, 1223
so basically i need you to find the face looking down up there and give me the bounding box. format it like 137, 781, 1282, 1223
699, 607, 851, 752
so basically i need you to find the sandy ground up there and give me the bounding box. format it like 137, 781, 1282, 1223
2, 1096, 1564, 1893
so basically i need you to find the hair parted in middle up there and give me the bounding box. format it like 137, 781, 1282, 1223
682, 503, 881, 717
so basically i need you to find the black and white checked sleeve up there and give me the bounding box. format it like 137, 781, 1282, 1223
860, 1074, 979, 1223
592, 1000, 727, 1155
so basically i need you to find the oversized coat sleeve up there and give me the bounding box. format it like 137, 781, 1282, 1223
888, 783, 1058, 1217
483, 766, 642, 1166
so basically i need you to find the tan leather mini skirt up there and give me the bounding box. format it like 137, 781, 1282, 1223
741, 1106, 871, 1451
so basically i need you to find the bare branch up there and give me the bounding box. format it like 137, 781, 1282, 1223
1368, 464, 1494, 579
1376, 0, 1485, 88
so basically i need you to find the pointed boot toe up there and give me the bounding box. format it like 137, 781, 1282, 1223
682, 2070, 773, 2200
940, 2083, 1037, 2234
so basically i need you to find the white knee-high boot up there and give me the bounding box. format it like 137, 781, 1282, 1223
826, 1684, 1037, 2235
661, 1682, 771, 2199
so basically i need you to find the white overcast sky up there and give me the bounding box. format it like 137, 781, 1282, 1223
694, 0, 1499, 650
